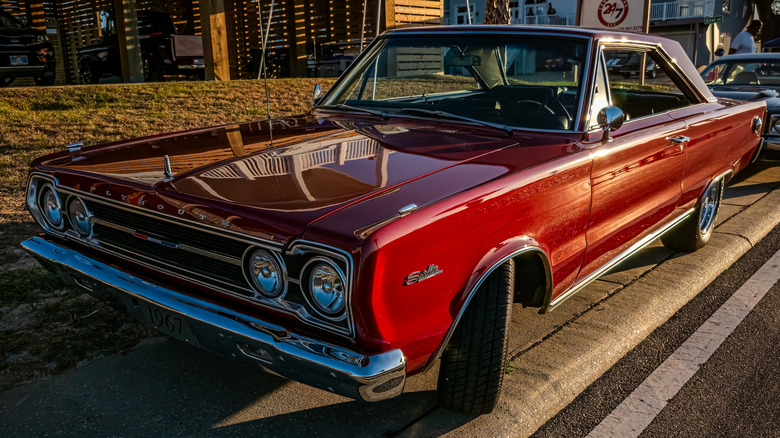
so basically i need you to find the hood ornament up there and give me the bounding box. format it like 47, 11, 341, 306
67, 142, 84, 162
162, 155, 174, 182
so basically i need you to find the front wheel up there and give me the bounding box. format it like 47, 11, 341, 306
437, 260, 514, 415
662, 178, 723, 252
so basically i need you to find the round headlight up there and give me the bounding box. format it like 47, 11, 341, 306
67, 197, 92, 236
307, 261, 346, 317
246, 249, 285, 298
38, 184, 63, 229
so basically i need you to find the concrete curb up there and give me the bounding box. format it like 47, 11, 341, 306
408, 185, 780, 437
501, 187, 780, 437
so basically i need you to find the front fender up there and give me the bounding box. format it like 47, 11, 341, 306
420, 237, 552, 372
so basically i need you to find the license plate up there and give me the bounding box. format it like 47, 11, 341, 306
10, 55, 28, 66
140, 305, 197, 345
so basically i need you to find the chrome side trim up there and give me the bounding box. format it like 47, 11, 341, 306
546, 207, 695, 313
422, 245, 553, 373
21, 236, 406, 402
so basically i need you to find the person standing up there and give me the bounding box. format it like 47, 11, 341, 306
730, 20, 762, 54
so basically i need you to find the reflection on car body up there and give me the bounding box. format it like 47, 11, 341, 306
701, 53, 780, 153
22, 26, 765, 415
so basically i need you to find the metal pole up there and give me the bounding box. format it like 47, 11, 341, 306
466, 0, 472, 24
257, 0, 264, 80
376, 0, 382, 37
360, 0, 367, 53
261, 0, 275, 144
260, 0, 274, 79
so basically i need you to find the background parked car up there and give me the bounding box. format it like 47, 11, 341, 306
77, 10, 204, 83
0, 10, 55, 87
701, 53, 780, 155
607, 51, 658, 78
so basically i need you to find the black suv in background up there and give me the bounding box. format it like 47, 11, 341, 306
0, 10, 56, 87
78, 10, 204, 83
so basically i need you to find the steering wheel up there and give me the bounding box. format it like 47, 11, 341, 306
501, 93, 571, 129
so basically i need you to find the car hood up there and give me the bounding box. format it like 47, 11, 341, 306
35, 113, 525, 242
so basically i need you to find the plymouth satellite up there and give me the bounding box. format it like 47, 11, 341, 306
22, 26, 765, 414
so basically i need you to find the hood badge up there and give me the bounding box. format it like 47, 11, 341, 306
162, 155, 175, 182
404, 265, 443, 286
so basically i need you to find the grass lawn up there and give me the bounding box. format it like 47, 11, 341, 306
0, 78, 335, 389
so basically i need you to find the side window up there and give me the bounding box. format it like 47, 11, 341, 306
603, 47, 696, 121
588, 54, 609, 129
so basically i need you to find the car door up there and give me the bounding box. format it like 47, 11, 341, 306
576, 45, 697, 282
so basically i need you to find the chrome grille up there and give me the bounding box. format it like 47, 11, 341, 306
83, 199, 255, 296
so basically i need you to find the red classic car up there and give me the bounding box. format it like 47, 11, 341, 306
23, 26, 765, 414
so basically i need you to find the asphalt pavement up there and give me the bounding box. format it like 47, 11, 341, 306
1, 158, 778, 437
534, 221, 780, 437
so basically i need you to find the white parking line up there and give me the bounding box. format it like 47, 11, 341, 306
587, 248, 780, 438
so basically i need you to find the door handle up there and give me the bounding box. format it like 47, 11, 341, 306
667, 136, 690, 143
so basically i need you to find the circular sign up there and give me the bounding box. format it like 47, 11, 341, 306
598, 0, 630, 28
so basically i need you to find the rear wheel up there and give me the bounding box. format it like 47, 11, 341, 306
34, 73, 55, 86
662, 178, 723, 252
143, 58, 163, 82
80, 59, 99, 84
437, 260, 514, 415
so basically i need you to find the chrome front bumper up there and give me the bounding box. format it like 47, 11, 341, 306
21, 237, 406, 401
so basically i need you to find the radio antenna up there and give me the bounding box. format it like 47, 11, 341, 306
259, 0, 275, 144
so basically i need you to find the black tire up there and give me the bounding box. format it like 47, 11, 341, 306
34, 73, 55, 86
0, 77, 15, 87
80, 59, 99, 84
662, 178, 723, 252
437, 260, 514, 415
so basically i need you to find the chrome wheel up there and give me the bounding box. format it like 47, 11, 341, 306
698, 181, 720, 235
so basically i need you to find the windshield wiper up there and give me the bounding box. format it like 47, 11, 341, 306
398, 107, 514, 136
318, 104, 388, 118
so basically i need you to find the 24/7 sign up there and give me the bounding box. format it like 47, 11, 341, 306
579, 0, 649, 32
598, 0, 630, 27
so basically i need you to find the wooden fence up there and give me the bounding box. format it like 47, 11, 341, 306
1, 0, 442, 84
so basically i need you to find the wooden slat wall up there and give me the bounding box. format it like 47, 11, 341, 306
385, 0, 443, 29
3, 0, 442, 83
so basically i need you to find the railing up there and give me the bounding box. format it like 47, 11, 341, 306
513, 13, 576, 26
650, 0, 706, 21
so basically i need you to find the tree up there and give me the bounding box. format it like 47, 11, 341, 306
484, 0, 511, 24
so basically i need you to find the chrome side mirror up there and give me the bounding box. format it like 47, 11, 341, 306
597, 106, 625, 142
313, 84, 323, 106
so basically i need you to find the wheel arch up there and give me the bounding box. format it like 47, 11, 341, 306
421, 236, 553, 372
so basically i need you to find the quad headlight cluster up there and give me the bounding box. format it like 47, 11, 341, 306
28, 178, 93, 237
243, 248, 349, 322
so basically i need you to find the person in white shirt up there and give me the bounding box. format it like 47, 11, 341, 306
730, 20, 762, 54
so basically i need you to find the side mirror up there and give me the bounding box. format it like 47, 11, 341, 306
597, 106, 625, 142
313, 84, 323, 106
715, 48, 725, 57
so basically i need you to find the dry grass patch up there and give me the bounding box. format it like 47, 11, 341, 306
0, 78, 334, 389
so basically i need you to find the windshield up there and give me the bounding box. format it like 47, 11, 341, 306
321, 35, 588, 131
701, 60, 780, 90
0, 11, 24, 29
